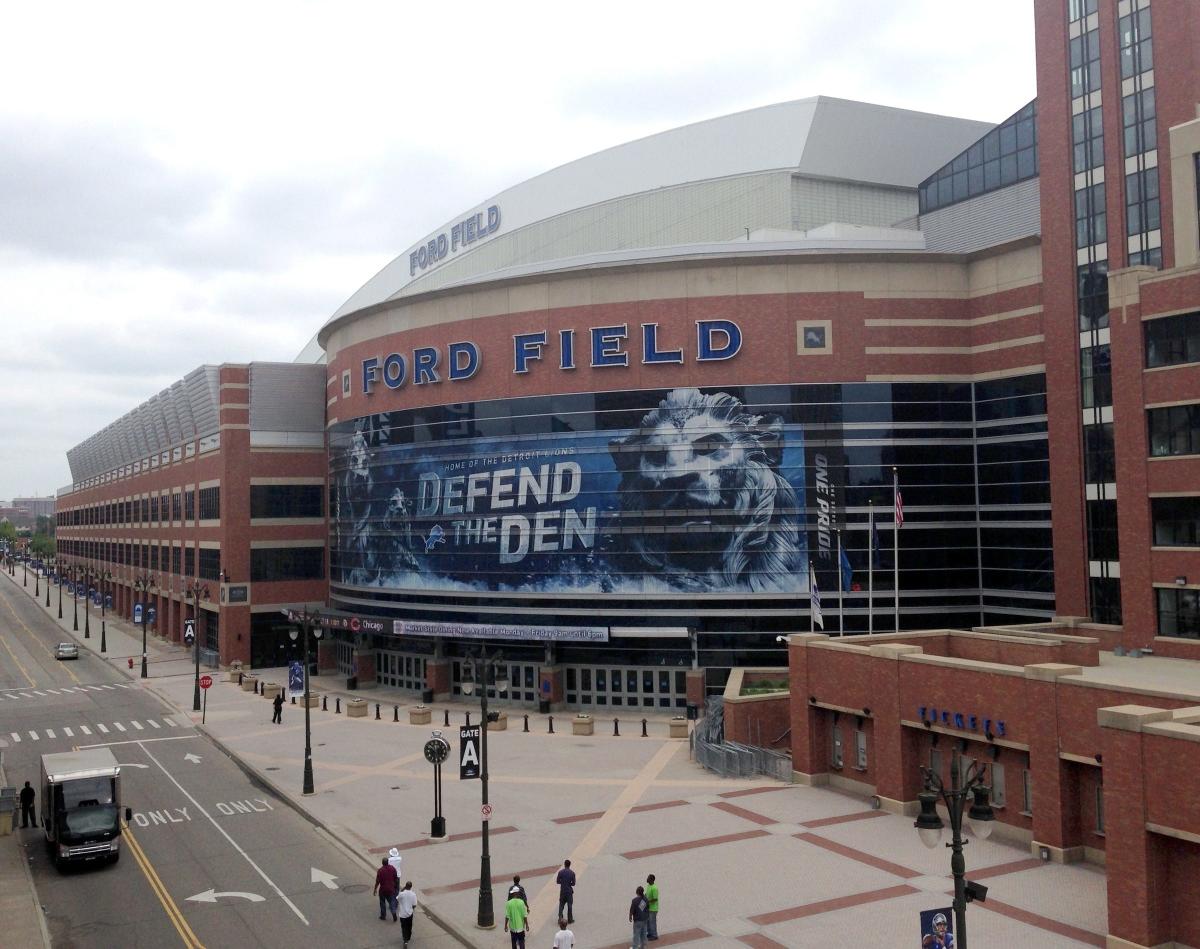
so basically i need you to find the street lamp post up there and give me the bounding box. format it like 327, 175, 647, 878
133, 573, 156, 678
43, 557, 51, 607
288, 608, 323, 795
71, 563, 79, 632
57, 557, 63, 619
96, 569, 111, 654
914, 749, 996, 948
82, 567, 92, 640
23, 550, 27, 587
185, 580, 210, 711
460, 648, 508, 930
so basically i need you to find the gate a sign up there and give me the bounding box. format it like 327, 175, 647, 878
459, 724, 481, 780
183, 617, 196, 646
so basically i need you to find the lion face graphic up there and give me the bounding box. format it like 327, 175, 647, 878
608, 388, 803, 592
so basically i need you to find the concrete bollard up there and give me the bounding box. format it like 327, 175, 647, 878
393, 705, 399, 722
322, 695, 327, 712
641, 718, 648, 737
548, 715, 554, 734
443, 709, 450, 727
465, 711, 471, 726
523, 714, 529, 733
613, 717, 620, 736
291, 695, 296, 705
335, 697, 341, 714
375, 703, 381, 720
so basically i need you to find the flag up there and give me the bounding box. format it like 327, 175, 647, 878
810, 563, 824, 629
870, 517, 882, 568
839, 544, 853, 592
894, 481, 904, 528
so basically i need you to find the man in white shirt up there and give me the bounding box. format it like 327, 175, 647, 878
388, 846, 403, 878
397, 881, 418, 948
553, 917, 575, 949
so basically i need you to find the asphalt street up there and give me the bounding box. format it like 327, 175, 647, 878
0, 574, 413, 948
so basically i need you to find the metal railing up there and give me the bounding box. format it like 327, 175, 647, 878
691, 698, 792, 782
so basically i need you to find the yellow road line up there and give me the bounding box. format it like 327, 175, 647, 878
0, 595, 36, 687
122, 819, 205, 948
0, 591, 81, 685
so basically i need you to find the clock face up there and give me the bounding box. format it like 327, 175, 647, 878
424, 738, 449, 764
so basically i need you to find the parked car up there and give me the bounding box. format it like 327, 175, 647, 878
54, 643, 79, 660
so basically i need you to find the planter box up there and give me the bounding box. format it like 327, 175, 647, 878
669, 718, 689, 739
346, 699, 369, 718
226, 669, 243, 683
487, 712, 508, 732
240, 675, 259, 692
300, 694, 319, 708
409, 707, 432, 725
572, 716, 594, 736
261, 683, 281, 700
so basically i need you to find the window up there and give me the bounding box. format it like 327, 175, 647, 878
1090, 576, 1123, 625
1119, 7, 1153, 79
1158, 588, 1200, 638
1084, 423, 1116, 481
1080, 345, 1112, 409
1072, 106, 1104, 173
171, 492, 182, 521
1070, 27, 1101, 99
184, 546, 194, 577
990, 762, 1006, 808
171, 546, 182, 575
1148, 404, 1200, 457
199, 487, 220, 521
1126, 169, 1160, 237
1075, 182, 1106, 248
1122, 88, 1157, 158
854, 729, 867, 770
1095, 778, 1105, 834
1069, 0, 1097, 21
1145, 312, 1200, 368
184, 490, 195, 522
831, 724, 844, 769
198, 547, 221, 581
1086, 499, 1119, 561
1022, 769, 1034, 814
251, 546, 325, 582
1077, 263, 1109, 332
250, 484, 324, 519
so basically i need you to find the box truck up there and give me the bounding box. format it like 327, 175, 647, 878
40, 747, 131, 868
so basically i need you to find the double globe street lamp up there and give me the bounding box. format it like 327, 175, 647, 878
288, 608, 323, 796
460, 649, 508, 930
913, 750, 995, 948
133, 573, 157, 678
185, 580, 211, 711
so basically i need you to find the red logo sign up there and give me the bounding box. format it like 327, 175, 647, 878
199, 675, 213, 690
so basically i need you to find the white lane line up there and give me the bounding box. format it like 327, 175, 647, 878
45, 729, 56, 739
63, 727, 74, 737
80, 725, 92, 735
114, 722, 127, 732
28, 731, 39, 741
138, 742, 309, 925
131, 721, 144, 730
147, 720, 161, 729
9, 733, 19, 743
19, 693, 32, 698
32, 691, 46, 697
101, 685, 116, 690
162, 716, 176, 727
46, 689, 60, 695
96, 723, 109, 733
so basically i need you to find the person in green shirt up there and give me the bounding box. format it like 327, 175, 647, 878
504, 893, 529, 949
645, 873, 660, 941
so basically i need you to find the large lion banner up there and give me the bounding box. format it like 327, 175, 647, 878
331, 387, 810, 595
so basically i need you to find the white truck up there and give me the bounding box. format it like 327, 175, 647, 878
40, 748, 132, 868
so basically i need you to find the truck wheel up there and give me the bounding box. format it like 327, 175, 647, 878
108, 852, 120, 866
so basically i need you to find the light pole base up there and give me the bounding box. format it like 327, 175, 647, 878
100, 624, 107, 653
430, 816, 446, 838
193, 684, 201, 711
141, 656, 148, 678
303, 757, 315, 795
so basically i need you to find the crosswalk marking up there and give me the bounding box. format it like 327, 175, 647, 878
96, 723, 109, 733
148, 719, 161, 729
46, 689, 60, 695
80, 726, 92, 735
32, 691, 46, 697
0, 718, 185, 743
113, 722, 126, 732
63, 727, 73, 737
101, 685, 116, 690
163, 716, 176, 727
131, 721, 144, 730
45, 729, 56, 739
9, 733, 19, 743
28, 731, 38, 740
19, 693, 32, 698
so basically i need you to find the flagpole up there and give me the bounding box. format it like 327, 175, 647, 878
868, 501, 874, 635
893, 467, 900, 633
809, 560, 816, 634
837, 530, 845, 636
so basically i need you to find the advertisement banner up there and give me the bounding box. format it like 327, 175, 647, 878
332, 386, 810, 596
919, 907, 954, 947
393, 619, 607, 643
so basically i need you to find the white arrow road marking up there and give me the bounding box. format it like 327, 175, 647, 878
187, 889, 265, 904
311, 868, 338, 890
183, 753, 202, 763
137, 741, 308, 925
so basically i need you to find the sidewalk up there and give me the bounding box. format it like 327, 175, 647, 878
3, 570, 1111, 947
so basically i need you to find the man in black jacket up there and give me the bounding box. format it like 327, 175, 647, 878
19, 781, 36, 828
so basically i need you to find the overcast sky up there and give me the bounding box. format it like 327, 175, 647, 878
0, 1, 1035, 504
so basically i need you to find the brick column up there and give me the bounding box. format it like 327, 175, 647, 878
316, 639, 338, 673
868, 643, 925, 814
426, 659, 452, 700
684, 670, 705, 710
538, 666, 565, 708
1024, 663, 1083, 862
787, 634, 830, 784
1099, 705, 1174, 948
352, 648, 376, 688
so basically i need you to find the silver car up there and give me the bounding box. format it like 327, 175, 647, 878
54, 642, 79, 660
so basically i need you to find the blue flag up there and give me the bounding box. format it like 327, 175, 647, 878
840, 545, 853, 591
870, 519, 883, 569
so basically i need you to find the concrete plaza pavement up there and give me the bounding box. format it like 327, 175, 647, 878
3, 571, 1111, 948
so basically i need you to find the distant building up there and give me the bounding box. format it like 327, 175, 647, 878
12, 496, 55, 519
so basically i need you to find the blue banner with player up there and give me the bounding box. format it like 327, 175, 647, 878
920, 907, 954, 947
331, 387, 810, 595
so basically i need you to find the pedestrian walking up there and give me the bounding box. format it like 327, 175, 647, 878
555, 858, 576, 924
373, 856, 399, 921
397, 880, 417, 947
553, 916, 576, 949
504, 889, 529, 949
272, 691, 284, 724
388, 845, 403, 879
18, 781, 35, 828
629, 884, 650, 949
509, 874, 528, 907
645, 873, 660, 940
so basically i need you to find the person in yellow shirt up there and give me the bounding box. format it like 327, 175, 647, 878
504, 892, 529, 949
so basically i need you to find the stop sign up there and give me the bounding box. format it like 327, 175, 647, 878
199, 674, 213, 690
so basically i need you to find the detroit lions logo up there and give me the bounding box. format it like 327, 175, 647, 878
608, 387, 803, 592
424, 524, 446, 553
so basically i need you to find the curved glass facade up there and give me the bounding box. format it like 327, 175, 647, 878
329, 374, 1053, 653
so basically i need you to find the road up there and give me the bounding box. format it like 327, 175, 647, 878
0, 575, 404, 948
